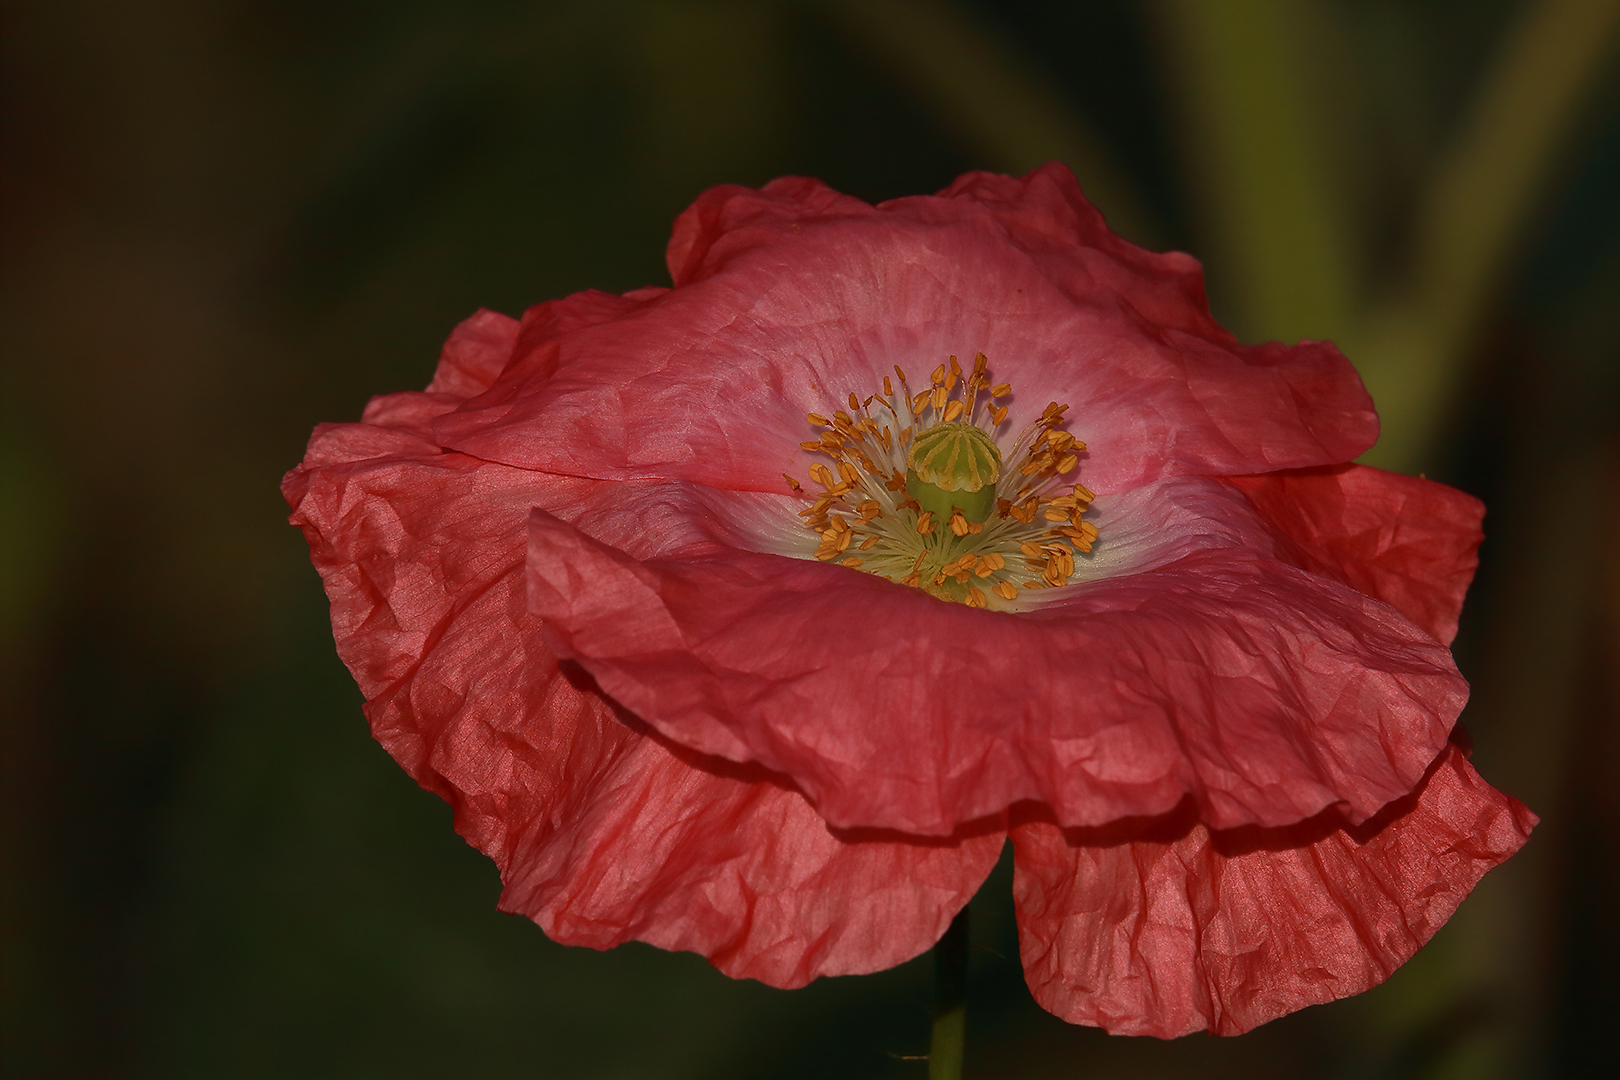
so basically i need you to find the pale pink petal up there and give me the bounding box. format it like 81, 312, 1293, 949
1010, 742, 1535, 1037
432, 165, 1375, 494
1228, 465, 1485, 645
526, 475, 1463, 837
285, 436, 997, 986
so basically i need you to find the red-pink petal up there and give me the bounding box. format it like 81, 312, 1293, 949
503, 732, 1005, 987
424, 307, 522, 399
526, 475, 1463, 837
285, 437, 998, 986
1010, 742, 1535, 1037
432, 164, 1376, 494
1228, 465, 1485, 645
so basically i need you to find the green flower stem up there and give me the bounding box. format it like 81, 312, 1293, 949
929, 907, 970, 1080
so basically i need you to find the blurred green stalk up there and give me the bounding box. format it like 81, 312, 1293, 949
827, 0, 1162, 248
1361, 0, 1620, 472
1159, 0, 1620, 474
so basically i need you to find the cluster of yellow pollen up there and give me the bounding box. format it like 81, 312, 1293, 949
783, 352, 1099, 609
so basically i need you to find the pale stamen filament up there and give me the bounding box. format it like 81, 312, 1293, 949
788, 354, 1097, 608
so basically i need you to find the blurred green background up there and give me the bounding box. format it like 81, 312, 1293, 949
3, 1, 1618, 1077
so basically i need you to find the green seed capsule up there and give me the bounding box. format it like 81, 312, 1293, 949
906, 422, 1002, 523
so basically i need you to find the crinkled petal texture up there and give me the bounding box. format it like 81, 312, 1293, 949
285, 165, 1532, 1038
526, 474, 1466, 837
1001, 462, 1531, 1037
282, 307, 1005, 988
431, 164, 1377, 494
1010, 743, 1536, 1037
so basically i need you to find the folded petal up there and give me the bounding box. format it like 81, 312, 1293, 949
285, 436, 998, 986
502, 728, 1006, 987
526, 475, 1463, 836
1010, 743, 1536, 1037
424, 307, 522, 399
1228, 465, 1485, 645
433, 164, 1375, 494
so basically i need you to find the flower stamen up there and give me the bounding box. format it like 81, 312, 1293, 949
787, 353, 1099, 608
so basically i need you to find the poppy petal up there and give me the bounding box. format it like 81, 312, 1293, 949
432, 165, 1376, 493
287, 442, 1000, 987
1009, 743, 1535, 1037
1228, 465, 1484, 645
526, 475, 1463, 836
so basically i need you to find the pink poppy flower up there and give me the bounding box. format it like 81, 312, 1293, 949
284, 164, 1533, 1037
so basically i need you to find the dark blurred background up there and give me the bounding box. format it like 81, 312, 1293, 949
3, 1, 1617, 1077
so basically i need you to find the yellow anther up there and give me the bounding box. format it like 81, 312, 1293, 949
794, 353, 1093, 608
